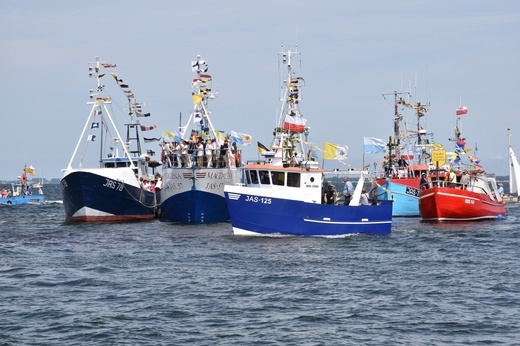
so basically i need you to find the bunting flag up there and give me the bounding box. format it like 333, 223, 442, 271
164, 130, 182, 142
140, 125, 157, 131
283, 115, 307, 133
455, 138, 466, 153
231, 131, 252, 146
192, 59, 208, 73
215, 130, 226, 146
144, 137, 161, 143
324, 142, 348, 160
257, 141, 269, 154
456, 106, 468, 116
87, 134, 96, 142
363, 137, 387, 154
193, 93, 203, 105
136, 111, 151, 117
24, 166, 36, 174
193, 112, 202, 123
91, 122, 99, 129
110, 72, 123, 83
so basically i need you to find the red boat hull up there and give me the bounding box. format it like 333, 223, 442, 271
419, 185, 506, 221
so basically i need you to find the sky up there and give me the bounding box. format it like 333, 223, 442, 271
1, 0, 519, 180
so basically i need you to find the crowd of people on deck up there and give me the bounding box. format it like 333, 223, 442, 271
160, 135, 240, 169
139, 172, 162, 192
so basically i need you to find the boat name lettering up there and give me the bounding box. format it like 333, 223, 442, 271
103, 178, 124, 191
405, 186, 420, 197
305, 184, 320, 188
245, 195, 272, 204
165, 172, 184, 179
206, 172, 233, 179
204, 182, 224, 190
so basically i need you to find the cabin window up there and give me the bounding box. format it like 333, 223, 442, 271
248, 170, 259, 184
259, 170, 270, 185
287, 172, 300, 187
271, 171, 285, 186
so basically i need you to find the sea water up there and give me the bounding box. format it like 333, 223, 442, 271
0, 184, 519, 345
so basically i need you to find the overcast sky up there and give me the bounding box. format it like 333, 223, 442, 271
1, 0, 519, 180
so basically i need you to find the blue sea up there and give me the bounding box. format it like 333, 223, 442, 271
1, 184, 519, 345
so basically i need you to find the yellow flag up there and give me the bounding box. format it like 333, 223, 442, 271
323, 142, 348, 160
215, 130, 226, 145
193, 93, 203, 105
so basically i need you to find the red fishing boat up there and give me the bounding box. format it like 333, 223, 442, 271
419, 106, 506, 221
419, 172, 506, 221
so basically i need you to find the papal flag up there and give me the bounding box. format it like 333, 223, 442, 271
215, 130, 226, 146
324, 142, 348, 160
363, 137, 387, 154
164, 130, 182, 142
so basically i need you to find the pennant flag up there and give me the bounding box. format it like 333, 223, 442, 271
119, 84, 129, 88
140, 125, 157, 131
24, 166, 36, 174
87, 134, 96, 142
215, 130, 226, 146
283, 115, 307, 133
164, 130, 182, 142
231, 131, 252, 146
456, 106, 468, 116
91, 122, 99, 129
363, 137, 387, 154
324, 142, 348, 160
144, 137, 161, 143
257, 141, 269, 154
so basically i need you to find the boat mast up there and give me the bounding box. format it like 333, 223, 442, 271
382, 91, 410, 170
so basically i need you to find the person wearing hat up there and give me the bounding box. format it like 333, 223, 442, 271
460, 171, 470, 190
498, 183, 504, 197
420, 173, 429, 190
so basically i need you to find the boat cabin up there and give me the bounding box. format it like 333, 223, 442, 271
242, 161, 324, 203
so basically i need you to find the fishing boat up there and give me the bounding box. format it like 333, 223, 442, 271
223, 47, 393, 237
159, 55, 242, 223
371, 91, 442, 217
419, 110, 506, 221
0, 165, 44, 205
61, 57, 160, 222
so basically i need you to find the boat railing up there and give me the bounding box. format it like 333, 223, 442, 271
429, 179, 489, 194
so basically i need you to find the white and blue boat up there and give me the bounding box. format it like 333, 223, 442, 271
61, 58, 160, 222
159, 55, 241, 223
224, 47, 393, 237
0, 167, 44, 205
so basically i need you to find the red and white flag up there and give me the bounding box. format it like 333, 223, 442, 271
283, 115, 307, 133
456, 106, 468, 116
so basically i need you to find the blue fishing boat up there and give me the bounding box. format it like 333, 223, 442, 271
159, 55, 242, 224
371, 91, 442, 217
0, 166, 44, 205
61, 58, 160, 222
224, 47, 393, 237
